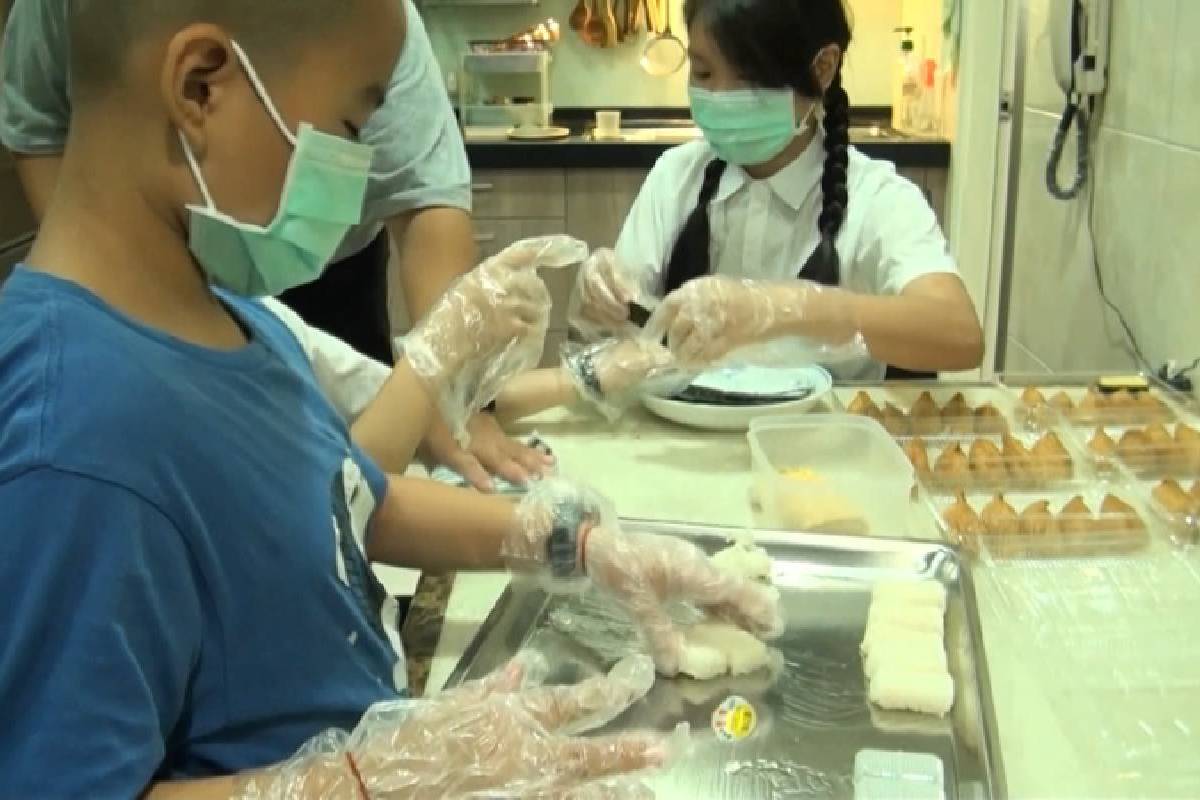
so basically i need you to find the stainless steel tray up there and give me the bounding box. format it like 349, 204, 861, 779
445, 521, 1006, 799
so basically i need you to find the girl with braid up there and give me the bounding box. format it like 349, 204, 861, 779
574, 0, 984, 381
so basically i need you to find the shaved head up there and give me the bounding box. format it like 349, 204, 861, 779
70, 0, 365, 98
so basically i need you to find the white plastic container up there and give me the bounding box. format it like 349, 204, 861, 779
748, 416, 922, 537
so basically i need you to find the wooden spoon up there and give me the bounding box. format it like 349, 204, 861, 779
600, 0, 620, 47
569, 0, 588, 31
582, 0, 606, 46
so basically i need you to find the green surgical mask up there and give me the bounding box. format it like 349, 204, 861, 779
689, 86, 815, 167
180, 41, 375, 298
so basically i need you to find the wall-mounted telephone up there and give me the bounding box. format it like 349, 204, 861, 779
1045, 0, 1111, 200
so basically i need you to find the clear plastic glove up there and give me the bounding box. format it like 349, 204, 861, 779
405, 236, 589, 446
569, 249, 653, 340
237, 653, 685, 799
646, 275, 869, 370
563, 338, 688, 421
508, 480, 785, 677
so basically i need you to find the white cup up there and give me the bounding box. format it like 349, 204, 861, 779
595, 110, 622, 138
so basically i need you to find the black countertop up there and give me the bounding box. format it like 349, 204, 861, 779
465, 134, 950, 170
463, 106, 950, 171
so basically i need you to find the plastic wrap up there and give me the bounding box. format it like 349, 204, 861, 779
235, 653, 687, 799
509, 480, 784, 676
568, 248, 661, 340
978, 551, 1200, 796
404, 236, 589, 446
643, 275, 872, 370
562, 337, 689, 421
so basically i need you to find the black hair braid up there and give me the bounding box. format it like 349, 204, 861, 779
801, 71, 849, 287
662, 158, 728, 296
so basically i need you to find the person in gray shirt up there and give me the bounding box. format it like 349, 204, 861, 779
0, 0, 550, 491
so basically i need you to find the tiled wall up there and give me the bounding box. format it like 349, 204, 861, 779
423, 0, 916, 108
1004, 0, 1199, 375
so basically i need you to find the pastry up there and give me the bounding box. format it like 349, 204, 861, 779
1032, 432, 1073, 482
910, 391, 942, 436
1136, 390, 1170, 420
1174, 423, 1200, 473
1049, 391, 1075, 412
1097, 494, 1148, 552
933, 443, 970, 486
1021, 387, 1048, 407
848, 391, 883, 421
1002, 434, 1036, 484
1153, 478, 1195, 516
973, 403, 1008, 435
881, 402, 911, 436
1144, 422, 1174, 466
968, 439, 1007, 485
1109, 389, 1138, 408
1118, 429, 1153, 471
981, 493, 1020, 537
1077, 388, 1106, 422
1019, 499, 1057, 557
871, 580, 948, 613
904, 437, 932, 479
1099, 494, 1144, 531
1019, 500, 1057, 536
942, 392, 975, 434
1057, 496, 1093, 543
942, 490, 984, 553
1088, 428, 1118, 459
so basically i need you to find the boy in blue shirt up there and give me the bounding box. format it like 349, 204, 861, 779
0, 1, 783, 797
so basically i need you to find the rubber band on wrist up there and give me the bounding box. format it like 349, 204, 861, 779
345, 752, 370, 799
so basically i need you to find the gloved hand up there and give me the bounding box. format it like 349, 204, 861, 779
238, 654, 683, 799
564, 338, 685, 421
508, 481, 784, 677
645, 276, 816, 367
405, 236, 589, 445
569, 249, 646, 339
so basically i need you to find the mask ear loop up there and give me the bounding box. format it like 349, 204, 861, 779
228, 40, 298, 148
178, 131, 218, 212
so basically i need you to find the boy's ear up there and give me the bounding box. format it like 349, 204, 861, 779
160, 25, 240, 158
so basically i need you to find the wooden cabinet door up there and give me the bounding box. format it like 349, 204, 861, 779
471, 169, 566, 219
565, 168, 649, 250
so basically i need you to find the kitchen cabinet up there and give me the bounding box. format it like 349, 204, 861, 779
470, 169, 566, 220
467, 167, 649, 366
897, 166, 949, 225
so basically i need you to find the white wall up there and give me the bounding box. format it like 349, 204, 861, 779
423, 0, 903, 107
1003, 0, 1199, 375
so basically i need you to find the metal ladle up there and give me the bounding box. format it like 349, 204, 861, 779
640, 0, 686, 76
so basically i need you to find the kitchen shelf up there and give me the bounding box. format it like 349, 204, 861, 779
462, 51, 551, 74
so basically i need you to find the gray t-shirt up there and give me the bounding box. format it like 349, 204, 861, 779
0, 0, 471, 263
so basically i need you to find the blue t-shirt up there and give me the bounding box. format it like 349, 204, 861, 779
0, 269, 406, 798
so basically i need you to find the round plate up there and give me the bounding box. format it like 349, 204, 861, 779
642, 366, 833, 431
507, 125, 571, 141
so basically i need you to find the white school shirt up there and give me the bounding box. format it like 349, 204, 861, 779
614, 133, 958, 381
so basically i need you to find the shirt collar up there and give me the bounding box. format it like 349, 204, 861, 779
713, 128, 827, 211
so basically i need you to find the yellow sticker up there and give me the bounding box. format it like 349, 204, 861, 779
711, 695, 757, 742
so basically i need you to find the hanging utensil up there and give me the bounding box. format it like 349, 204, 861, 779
569, 0, 588, 31
641, 0, 686, 76
600, 0, 619, 47
582, 0, 606, 47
